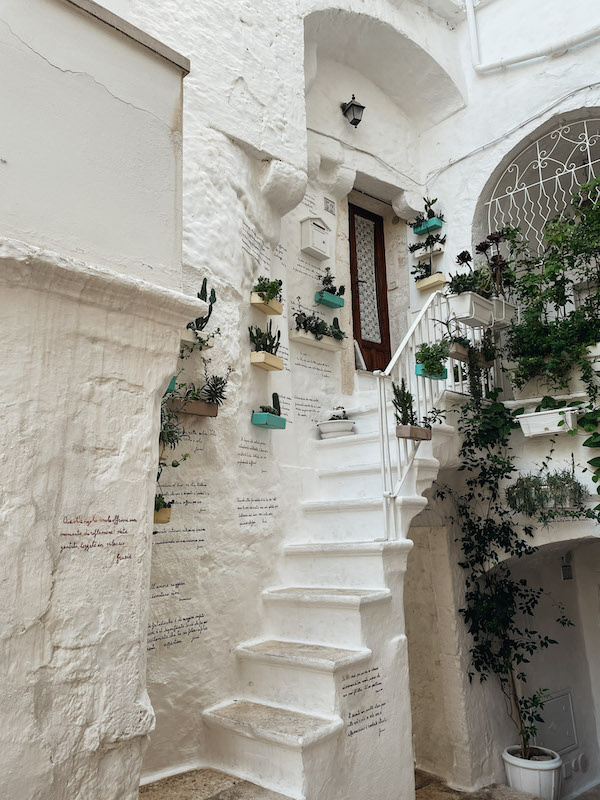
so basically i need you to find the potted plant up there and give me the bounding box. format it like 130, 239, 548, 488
415, 340, 449, 380
251, 276, 283, 315
410, 196, 444, 237
317, 406, 355, 439
506, 465, 588, 519
410, 199, 447, 289
392, 379, 446, 440
183, 278, 220, 349
516, 395, 581, 438
315, 267, 345, 308
154, 395, 190, 524
249, 320, 284, 370
291, 305, 347, 351
252, 392, 286, 429
446, 251, 495, 327
169, 361, 233, 417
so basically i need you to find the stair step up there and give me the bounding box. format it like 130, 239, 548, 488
263, 587, 391, 606
302, 497, 382, 514
281, 540, 412, 589
203, 700, 342, 748
140, 767, 292, 800
236, 639, 371, 671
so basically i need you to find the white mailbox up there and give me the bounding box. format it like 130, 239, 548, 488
300, 216, 331, 260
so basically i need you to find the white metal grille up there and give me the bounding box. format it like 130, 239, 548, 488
486, 119, 600, 250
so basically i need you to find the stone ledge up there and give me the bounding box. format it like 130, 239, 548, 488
65, 0, 190, 73
0, 235, 206, 328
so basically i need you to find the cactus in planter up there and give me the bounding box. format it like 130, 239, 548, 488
260, 392, 281, 416
329, 317, 346, 341
188, 278, 217, 333
249, 320, 281, 354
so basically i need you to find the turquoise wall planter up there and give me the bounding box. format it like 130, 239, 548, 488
315, 291, 344, 309
251, 412, 287, 430
413, 217, 443, 236
415, 362, 447, 381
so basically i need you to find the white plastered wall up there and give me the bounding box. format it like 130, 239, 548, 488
0, 3, 194, 798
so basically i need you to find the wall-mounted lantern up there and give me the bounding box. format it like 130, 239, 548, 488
341, 94, 365, 127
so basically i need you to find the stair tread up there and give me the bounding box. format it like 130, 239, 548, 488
302, 495, 427, 512
263, 586, 391, 605
284, 540, 412, 555
203, 700, 342, 747
316, 456, 439, 478
237, 639, 371, 669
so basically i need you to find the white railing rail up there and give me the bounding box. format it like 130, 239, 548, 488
375, 291, 500, 539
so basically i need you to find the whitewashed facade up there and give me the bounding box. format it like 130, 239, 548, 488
3, 1, 600, 799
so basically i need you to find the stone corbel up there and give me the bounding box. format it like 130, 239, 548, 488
259, 159, 308, 218
391, 190, 423, 221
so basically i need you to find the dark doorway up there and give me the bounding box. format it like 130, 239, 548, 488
349, 204, 392, 372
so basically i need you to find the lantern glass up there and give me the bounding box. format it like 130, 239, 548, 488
342, 95, 365, 127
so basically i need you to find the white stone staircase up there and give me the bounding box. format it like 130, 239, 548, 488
202, 370, 458, 800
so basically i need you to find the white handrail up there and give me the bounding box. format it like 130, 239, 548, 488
375, 290, 500, 539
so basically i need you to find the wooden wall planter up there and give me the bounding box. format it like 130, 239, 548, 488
396, 424, 432, 441
315, 291, 344, 309
250, 351, 284, 371
416, 273, 446, 292
168, 399, 218, 417
289, 329, 344, 352
250, 293, 283, 315
414, 217, 443, 236
154, 507, 171, 524
252, 412, 287, 429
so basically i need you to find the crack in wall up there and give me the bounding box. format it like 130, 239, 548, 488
0, 16, 171, 131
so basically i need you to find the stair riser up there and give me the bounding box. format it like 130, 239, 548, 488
203, 724, 305, 798
239, 659, 338, 716
297, 507, 385, 542
315, 471, 384, 500
282, 553, 386, 589
314, 439, 386, 469
264, 601, 365, 648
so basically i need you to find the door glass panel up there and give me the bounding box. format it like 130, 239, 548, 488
355, 215, 382, 343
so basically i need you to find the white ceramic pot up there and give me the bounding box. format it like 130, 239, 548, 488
516, 408, 578, 437
447, 292, 494, 327
502, 746, 562, 800
317, 419, 356, 439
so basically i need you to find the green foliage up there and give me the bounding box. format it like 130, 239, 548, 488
415, 340, 450, 376
175, 361, 234, 406
155, 494, 173, 511
253, 276, 283, 303
318, 267, 345, 297
329, 405, 348, 421
249, 320, 281, 354
506, 468, 588, 519
188, 278, 217, 334
410, 230, 447, 282
436, 389, 573, 758
392, 378, 417, 426
448, 231, 516, 299
409, 196, 445, 230
293, 308, 347, 341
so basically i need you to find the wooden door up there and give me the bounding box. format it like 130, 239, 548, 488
349, 204, 391, 372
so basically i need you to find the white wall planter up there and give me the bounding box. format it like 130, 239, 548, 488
516, 408, 578, 437
492, 297, 516, 328
289, 329, 345, 352
250, 292, 283, 315
447, 292, 494, 327
502, 746, 562, 800
317, 419, 356, 439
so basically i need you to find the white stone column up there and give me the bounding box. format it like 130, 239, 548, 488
0, 238, 205, 800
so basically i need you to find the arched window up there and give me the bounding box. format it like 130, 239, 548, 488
486, 118, 600, 250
